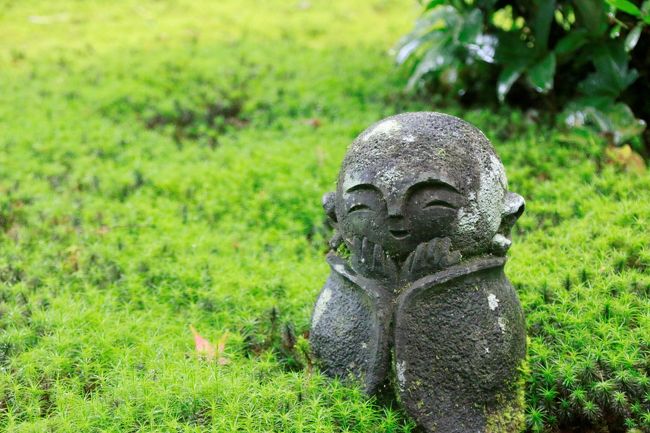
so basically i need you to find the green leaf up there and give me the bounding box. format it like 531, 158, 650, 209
603, 103, 647, 144
554, 29, 589, 56
590, 103, 646, 145
579, 68, 638, 98
395, 6, 460, 65
457, 9, 482, 44
574, 0, 608, 36
643, 0, 650, 13
424, 0, 446, 11
497, 64, 523, 102
495, 30, 537, 100
396, 34, 433, 65
406, 43, 456, 90
625, 23, 644, 51
610, 23, 622, 38
532, 0, 556, 52
644, 0, 650, 21
528, 52, 556, 93
579, 41, 639, 97
565, 98, 646, 145
495, 31, 537, 65
412, 5, 460, 36
606, 0, 642, 16
594, 42, 639, 88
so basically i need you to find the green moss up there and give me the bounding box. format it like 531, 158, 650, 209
335, 241, 351, 260
486, 360, 528, 433
0, 0, 648, 432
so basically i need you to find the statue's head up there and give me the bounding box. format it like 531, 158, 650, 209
324, 112, 524, 262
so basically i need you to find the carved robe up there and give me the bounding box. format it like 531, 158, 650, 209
310, 252, 526, 432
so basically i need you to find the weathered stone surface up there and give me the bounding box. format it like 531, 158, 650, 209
395, 257, 526, 432
310, 112, 527, 432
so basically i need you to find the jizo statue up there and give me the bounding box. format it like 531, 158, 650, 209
310, 112, 527, 432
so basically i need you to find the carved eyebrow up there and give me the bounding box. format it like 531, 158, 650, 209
406, 179, 461, 195
345, 183, 382, 194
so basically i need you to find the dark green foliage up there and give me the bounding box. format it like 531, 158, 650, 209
397, 0, 650, 153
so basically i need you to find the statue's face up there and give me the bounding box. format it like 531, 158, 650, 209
337, 165, 475, 260
331, 113, 523, 262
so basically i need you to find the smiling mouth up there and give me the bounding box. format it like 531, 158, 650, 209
390, 229, 410, 239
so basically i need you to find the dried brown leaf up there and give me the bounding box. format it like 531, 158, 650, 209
605, 145, 646, 173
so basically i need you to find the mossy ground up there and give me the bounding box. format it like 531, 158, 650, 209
0, 1, 648, 432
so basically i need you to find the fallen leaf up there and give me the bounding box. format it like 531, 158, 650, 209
304, 118, 322, 128
605, 145, 646, 174
190, 325, 230, 364
190, 325, 216, 360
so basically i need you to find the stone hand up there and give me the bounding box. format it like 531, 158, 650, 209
349, 236, 398, 281
401, 237, 461, 282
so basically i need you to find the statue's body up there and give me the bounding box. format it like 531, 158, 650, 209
310, 112, 527, 432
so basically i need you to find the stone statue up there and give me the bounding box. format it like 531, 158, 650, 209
310, 112, 527, 432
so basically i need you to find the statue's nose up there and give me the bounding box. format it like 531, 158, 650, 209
387, 212, 409, 238
386, 200, 403, 219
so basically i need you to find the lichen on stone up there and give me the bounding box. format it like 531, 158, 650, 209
485, 359, 528, 433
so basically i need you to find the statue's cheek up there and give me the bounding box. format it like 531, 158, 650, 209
409, 208, 457, 238
455, 205, 480, 238
341, 213, 378, 235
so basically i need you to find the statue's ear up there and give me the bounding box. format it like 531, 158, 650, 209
322, 192, 337, 224
323, 192, 342, 250
491, 192, 525, 256
499, 192, 525, 235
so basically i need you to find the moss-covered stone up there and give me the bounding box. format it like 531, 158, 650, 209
486, 360, 528, 433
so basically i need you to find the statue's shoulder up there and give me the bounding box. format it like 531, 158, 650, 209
310, 252, 392, 395
393, 255, 526, 432
325, 252, 392, 300
401, 255, 507, 300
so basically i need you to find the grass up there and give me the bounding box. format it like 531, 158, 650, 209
0, 0, 648, 432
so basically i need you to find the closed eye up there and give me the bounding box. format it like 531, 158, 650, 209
424, 199, 456, 209
348, 203, 371, 213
